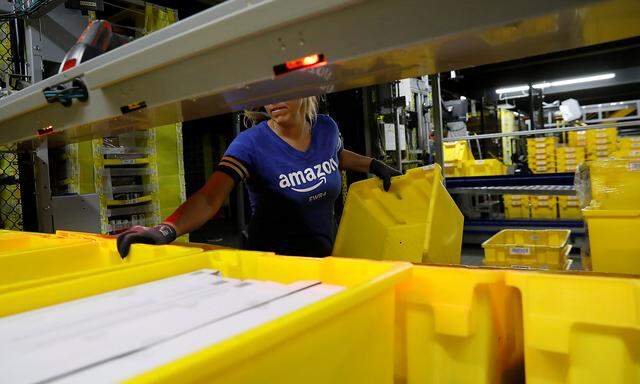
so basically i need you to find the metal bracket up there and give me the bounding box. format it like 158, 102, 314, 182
43, 78, 88, 107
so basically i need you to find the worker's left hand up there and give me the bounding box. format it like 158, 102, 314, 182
116, 223, 177, 258
369, 159, 402, 191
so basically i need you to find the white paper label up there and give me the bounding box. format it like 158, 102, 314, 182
629, 162, 640, 171
630, 150, 640, 157
567, 201, 579, 206
121, 159, 135, 165
537, 201, 549, 206
631, 143, 640, 148
509, 247, 531, 256
475, 160, 484, 165
536, 143, 546, 148
535, 138, 546, 142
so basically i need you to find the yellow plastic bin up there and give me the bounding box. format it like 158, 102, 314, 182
0, 233, 203, 293
395, 265, 524, 384
0, 250, 411, 384
558, 196, 582, 219
583, 208, 640, 275
506, 270, 640, 384
530, 196, 558, 219
333, 164, 463, 264
464, 159, 506, 176
0, 230, 89, 252
503, 195, 530, 219
482, 229, 570, 270
588, 158, 640, 209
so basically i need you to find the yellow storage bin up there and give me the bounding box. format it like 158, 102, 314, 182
568, 130, 587, 147
0, 232, 202, 293
503, 195, 530, 219
333, 164, 463, 264
0, 250, 411, 384
464, 159, 506, 176
482, 229, 570, 269
506, 270, 640, 384
530, 196, 558, 218
0, 230, 89, 253
618, 136, 640, 150
444, 140, 475, 162
583, 208, 640, 275
444, 161, 465, 177
396, 265, 523, 384
558, 196, 582, 219
612, 149, 640, 159
587, 158, 640, 209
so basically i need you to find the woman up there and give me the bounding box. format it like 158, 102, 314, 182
117, 97, 401, 258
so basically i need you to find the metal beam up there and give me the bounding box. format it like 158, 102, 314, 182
431, 74, 444, 169
1, 0, 640, 146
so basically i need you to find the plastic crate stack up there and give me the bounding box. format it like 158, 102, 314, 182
556, 145, 585, 172
526, 137, 557, 173
613, 136, 640, 159
95, 132, 161, 235
569, 128, 618, 161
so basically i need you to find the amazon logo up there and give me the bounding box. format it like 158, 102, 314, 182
278, 158, 339, 193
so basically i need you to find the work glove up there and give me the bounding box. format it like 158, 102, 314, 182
369, 159, 402, 191
116, 223, 177, 259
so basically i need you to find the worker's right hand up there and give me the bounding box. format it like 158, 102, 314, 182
116, 223, 177, 259
369, 159, 402, 191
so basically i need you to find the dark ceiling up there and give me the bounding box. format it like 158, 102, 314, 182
441, 36, 640, 105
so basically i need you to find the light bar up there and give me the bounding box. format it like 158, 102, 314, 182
496, 73, 615, 94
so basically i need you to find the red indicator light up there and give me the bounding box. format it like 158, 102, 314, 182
274, 54, 325, 76
61, 58, 77, 72
37, 125, 55, 136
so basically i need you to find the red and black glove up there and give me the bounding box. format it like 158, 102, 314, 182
116, 223, 177, 259
369, 159, 402, 191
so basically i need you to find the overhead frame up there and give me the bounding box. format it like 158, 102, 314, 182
1, 0, 640, 145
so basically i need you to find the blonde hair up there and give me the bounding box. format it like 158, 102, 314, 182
244, 96, 318, 127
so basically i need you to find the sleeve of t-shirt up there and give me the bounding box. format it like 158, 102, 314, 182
322, 115, 344, 155
217, 130, 255, 184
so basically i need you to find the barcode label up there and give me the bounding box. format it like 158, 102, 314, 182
475, 160, 484, 164
630, 150, 640, 156
536, 144, 546, 148
535, 138, 546, 142
631, 144, 640, 148
538, 201, 549, 206
121, 159, 135, 165
510, 247, 531, 255
567, 201, 579, 206
630, 162, 640, 171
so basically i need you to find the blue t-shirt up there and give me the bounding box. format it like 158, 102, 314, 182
219, 114, 342, 257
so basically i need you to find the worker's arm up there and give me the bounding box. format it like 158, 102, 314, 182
339, 149, 402, 191
116, 171, 236, 257
164, 171, 236, 235
339, 149, 372, 173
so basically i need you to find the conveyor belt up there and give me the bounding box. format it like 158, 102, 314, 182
1, 0, 639, 145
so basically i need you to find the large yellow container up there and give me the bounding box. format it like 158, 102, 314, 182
587, 158, 640, 209
0, 232, 202, 293
333, 165, 463, 264
444, 140, 475, 162
503, 195, 530, 219
0, 250, 411, 384
464, 159, 507, 176
612, 148, 640, 159
395, 265, 524, 384
530, 196, 558, 218
506, 270, 640, 384
482, 229, 570, 269
444, 140, 474, 177
583, 208, 640, 275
